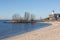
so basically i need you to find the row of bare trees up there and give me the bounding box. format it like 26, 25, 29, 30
12, 12, 35, 22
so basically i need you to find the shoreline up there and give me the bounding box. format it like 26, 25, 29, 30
3, 21, 60, 40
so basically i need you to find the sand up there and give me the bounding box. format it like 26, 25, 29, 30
2, 22, 60, 40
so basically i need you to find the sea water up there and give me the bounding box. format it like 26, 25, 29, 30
0, 20, 51, 39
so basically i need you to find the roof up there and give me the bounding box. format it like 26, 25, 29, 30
54, 13, 60, 14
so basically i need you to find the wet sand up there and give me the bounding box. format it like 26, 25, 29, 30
2, 22, 60, 40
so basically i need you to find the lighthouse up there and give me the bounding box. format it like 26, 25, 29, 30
52, 10, 54, 14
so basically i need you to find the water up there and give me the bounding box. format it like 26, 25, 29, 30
0, 20, 51, 39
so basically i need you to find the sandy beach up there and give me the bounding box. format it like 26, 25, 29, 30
2, 22, 60, 40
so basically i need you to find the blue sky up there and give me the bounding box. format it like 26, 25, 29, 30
0, 0, 60, 19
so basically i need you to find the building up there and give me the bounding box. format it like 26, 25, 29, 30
49, 10, 60, 20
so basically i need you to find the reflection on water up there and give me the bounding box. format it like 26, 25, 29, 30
0, 20, 52, 39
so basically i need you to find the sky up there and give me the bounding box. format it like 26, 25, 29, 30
0, 0, 60, 19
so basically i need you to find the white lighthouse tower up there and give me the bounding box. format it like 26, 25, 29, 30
52, 10, 54, 14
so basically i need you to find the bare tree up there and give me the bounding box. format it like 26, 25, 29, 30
12, 14, 21, 22
31, 14, 35, 22
24, 12, 30, 22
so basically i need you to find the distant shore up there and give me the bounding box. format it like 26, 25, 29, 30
3, 21, 60, 40
4, 20, 36, 23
